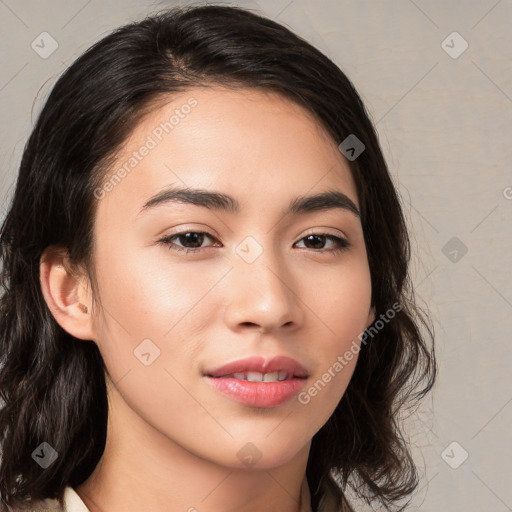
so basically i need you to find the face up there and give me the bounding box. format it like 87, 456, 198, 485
88, 86, 374, 469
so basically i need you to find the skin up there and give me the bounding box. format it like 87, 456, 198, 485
40, 86, 375, 512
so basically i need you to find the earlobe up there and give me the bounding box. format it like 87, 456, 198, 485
39, 246, 96, 341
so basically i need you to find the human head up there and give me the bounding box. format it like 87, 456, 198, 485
0, 5, 436, 510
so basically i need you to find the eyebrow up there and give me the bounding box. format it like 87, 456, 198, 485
139, 186, 360, 218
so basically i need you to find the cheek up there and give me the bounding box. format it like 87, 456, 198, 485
90, 252, 220, 434
94, 242, 204, 330
91, 246, 229, 378
308, 259, 372, 343
296, 260, 371, 418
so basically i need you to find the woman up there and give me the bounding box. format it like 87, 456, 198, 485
0, 5, 436, 512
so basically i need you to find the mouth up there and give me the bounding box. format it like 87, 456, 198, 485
203, 355, 308, 408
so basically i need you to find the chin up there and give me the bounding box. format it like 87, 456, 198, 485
212, 436, 308, 471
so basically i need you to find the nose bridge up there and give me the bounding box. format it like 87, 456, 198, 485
224, 234, 301, 330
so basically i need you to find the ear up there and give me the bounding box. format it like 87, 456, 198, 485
39, 246, 97, 341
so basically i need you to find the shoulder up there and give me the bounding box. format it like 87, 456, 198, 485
0, 496, 64, 512
0, 487, 88, 512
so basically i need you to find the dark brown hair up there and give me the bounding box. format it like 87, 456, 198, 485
0, 5, 436, 511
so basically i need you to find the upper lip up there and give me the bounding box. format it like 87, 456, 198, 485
205, 355, 308, 378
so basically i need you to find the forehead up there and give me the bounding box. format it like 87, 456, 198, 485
97, 86, 358, 218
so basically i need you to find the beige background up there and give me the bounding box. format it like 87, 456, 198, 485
1, 1, 511, 510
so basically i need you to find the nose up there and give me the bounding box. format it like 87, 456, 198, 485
223, 244, 303, 334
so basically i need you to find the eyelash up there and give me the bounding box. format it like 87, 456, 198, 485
158, 231, 350, 254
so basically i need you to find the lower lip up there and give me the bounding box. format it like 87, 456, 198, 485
205, 376, 306, 408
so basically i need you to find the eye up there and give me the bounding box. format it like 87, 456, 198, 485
294, 233, 350, 253
158, 231, 350, 254
158, 231, 220, 253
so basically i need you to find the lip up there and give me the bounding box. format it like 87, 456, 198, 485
204, 355, 308, 379
205, 376, 307, 408
204, 355, 309, 408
